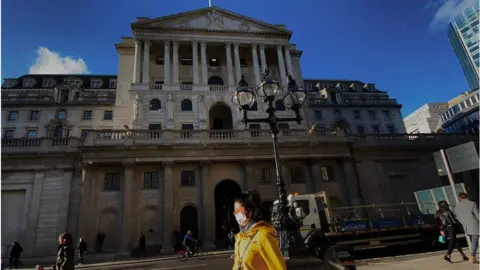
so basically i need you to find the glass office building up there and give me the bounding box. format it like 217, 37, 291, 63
447, 2, 479, 90
440, 89, 479, 134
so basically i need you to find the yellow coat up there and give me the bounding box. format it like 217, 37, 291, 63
232, 221, 287, 270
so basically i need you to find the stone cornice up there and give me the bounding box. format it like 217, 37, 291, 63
134, 27, 290, 40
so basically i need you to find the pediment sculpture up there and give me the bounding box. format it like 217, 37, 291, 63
206, 10, 224, 29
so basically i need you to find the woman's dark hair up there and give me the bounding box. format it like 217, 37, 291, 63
234, 190, 264, 221
59, 232, 73, 245
437, 200, 450, 212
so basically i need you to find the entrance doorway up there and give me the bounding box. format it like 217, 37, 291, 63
209, 103, 233, 130
214, 180, 242, 246
180, 205, 198, 238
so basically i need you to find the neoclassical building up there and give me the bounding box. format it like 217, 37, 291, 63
1, 6, 477, 256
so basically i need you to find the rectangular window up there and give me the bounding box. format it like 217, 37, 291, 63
357, 126, 365, 134
83, 111, 92, 120
81, 129, 88, 139
182, 124, 194, 139
368, 111, 377, 120
290, 167, 305, 183
103, 173, 121, 191
258, 168, 271, 184
372, 125, 380, 134
109, 80, 117, 89
387, 125, 395, 134
353, 110, 361, 120
314, 110, 323, 120
249, 124, 261, 137
103, 111, 113, 120
209, 58, 220, 66
156, 57, 164, 65
181, 57, 192, 66
90, 80, 102, 88
30, 111, 40, 121
27, 130, 37, 138
143, 172, 159, 189
383, 110, 390, 120
240, 59, 247, 67
181, 170, 195, 187
4, 130, 14, 138
8, 111, 18, 121
321, 166, 335, 182
149, 124, 162, 130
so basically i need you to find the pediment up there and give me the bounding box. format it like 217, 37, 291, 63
132, 7, 291, 36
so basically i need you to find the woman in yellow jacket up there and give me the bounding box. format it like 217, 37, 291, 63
232, 190, 287, 270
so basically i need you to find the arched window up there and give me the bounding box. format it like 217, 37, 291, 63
181, 99, 193, 111
56, 110, 66, 120
149, 99, 161, 111
247, 101, 258, 111
275, 100, 285, 111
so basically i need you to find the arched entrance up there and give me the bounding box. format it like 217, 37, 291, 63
209, 103, 233, 130
208, 76, 224, 85
214, 180, 242, 247
180, 205, 198, 238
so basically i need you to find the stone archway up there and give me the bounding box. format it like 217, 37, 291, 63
98, 208, 121, 252
180, 205, 198, 238
209, 102, 233, 130
208, 76, 224, 85
214, 180, 242, 246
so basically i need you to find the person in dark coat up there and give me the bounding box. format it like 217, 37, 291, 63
77, 238, 87, 264
138, 233, 148, 257
436, 200, 469, 263
9, 241, 23, 269
55, 232, 75, 270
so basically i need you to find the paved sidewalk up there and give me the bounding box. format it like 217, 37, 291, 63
358, 251, 479, 269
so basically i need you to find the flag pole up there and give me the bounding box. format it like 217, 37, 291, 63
209, 0, 212, 7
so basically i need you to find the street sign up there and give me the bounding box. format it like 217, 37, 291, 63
446, 142, 479, 174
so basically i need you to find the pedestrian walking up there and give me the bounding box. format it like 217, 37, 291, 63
55, 232, 75, 270
138, 233, 148, 257
454, 192, 479, 264
76, 237, 87, 264
232, 190, 286, 270
9, 242, 23, 269
435, 200, 469, 263
228, 229, 236, 250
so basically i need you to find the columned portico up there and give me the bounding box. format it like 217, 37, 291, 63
133, 40, 142, 83
225, 42, 234, 86
163, 41, 171, 85
192, 41, 200, 85
200, 41, 208, 85
284, 45, 294, 78
172, 41, 180, 85
276, 45, 287, 87
251, 44, 261, 86
233, 43, 241, 84
142, 40, 151, 84
259, 44, 267, 73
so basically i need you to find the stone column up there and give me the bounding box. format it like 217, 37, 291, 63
158, 165, 166, 246
259, 44, 267, 73
77, 166, 96, 248
25, 170, 44, 256
196, 164, 205, 238
192, 41, 199, 85
251, 44, 261, 86
163, 162, 174, 250
172, 41, 179, 85
233, 43, 241, 84
284, 45, 294, 78
133, 40, 142, 83
342, 158, 363, 207
200, 41, 208, 85
201, 161, 214, 245
121, 161, 135, 252
276, 44, 287, 87
142, 40, 151, 84
163, 41, 171, 85
57, 170, 73, 233
225, 42, 234, 86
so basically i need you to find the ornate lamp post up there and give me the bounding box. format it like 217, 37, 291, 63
231, 69, 307, 258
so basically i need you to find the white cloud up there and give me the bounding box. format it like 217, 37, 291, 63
429, 0, 476, 30
28, 47, 89, 74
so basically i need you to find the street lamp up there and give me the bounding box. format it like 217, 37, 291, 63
231, 69, 307, 257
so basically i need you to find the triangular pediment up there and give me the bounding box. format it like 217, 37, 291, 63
132, 7, 291, 36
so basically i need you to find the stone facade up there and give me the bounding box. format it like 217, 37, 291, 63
1, 6, 478, 257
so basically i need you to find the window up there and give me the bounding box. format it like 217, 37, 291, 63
4, 130, 14, 138
54, 126, 64, 137
154, 80, 164, 85
109, 80, 117, 89
150, 99, 161, 111
149, 124, 162, 130
306, 84, 313, 91
383, 111, 390, 120
353, 110, 361, 120
103, 111, 113, 120
330, 93, 338, 104
240, 59, 247, 67
387, 125, 395, 134
357, 125, 365, 134
83, 111, 92, 120
181, 171, 195, 186
278, 123, 289, 136
42, 79, 56, 88
314, 110, 323, 120
181, 99, 193, 111
321, 166, 334, 182
181, 57, 192, 66
156, 57, 164, 65
23, 78, 36, 88
81, 129, 88, 139
56, 110, 66, 120
368, 111, 377, 120
144, 172, 159, 189
249, 124, 261, 137
372, 125, 380, 134
103, 173, 121, 191
181, 124, 194, 139
30, 111, 40, 121
66, 79, 82, 88
90, 80, 102, 88
275, 100, 285, 111
27, 130, 37, 138
8, 111, 18, 121
259, 168, 271, 184
334, 110, 342, 118
247, 101, 258, 111
209, 58, 220, 66
290, 167, 305, 183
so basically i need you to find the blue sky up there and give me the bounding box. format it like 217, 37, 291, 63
1, 0, 474, 116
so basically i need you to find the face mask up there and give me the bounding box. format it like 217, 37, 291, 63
235, 212, 247, 224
